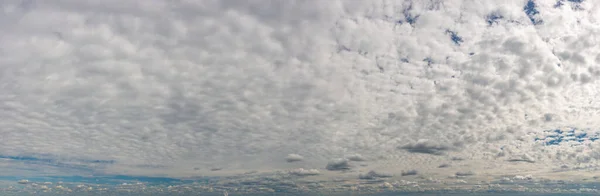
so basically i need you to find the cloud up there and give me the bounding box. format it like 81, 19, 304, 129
325, 159, 351, 171
346, 154, 367, 162
358, 170, 392, 180
399, 139, 450, 155
288, 168, 320, 176
507, 154, 536, 163
513, 175, 534, 181
1, 0, 600, 189
401, 170, 418, 176
451, 157, 465, 161
455, 171, 475, 177
285, 154, 304, 163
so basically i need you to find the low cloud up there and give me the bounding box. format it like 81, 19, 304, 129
401, 170, 418, 176
288, 168, 320, 176
438, 164, 451, 168
456, 171, 475, 177
358, 170, 392, 180
513, 175, 534, 181
346, 154, 367, 162
285, 154, 304, 163
399, 139, 450, 155
507, 154, 536, 163
325, 159, 351, 171
451, 157, 464, 161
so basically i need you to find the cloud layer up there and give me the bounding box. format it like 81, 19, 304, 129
1, 0, 600, 180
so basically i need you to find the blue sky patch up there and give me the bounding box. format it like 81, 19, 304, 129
486, 13, 503, 26
403, 3, 419, 26
0, 154, 115, 174
0, 175, 188, 185
534, 128, 599, 146
524, 0, 543, 25
446, 30, 463, 45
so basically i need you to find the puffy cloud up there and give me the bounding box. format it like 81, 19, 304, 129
451, 157, 465, 161
325, 159, 352, 171
507, 154, 536, 163
399, 139, 450, 155
285, 154, 304, 163
455, 171, 475, 177
288, 168, 320, 176
346, 154, 367, 162
358, 170, 392, 180
401, 170, 419, 176
1, 0, 600, 185
513, 174, 534, 181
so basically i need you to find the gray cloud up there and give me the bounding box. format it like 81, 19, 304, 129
285, 154, 304, 163
358, 170, 392, 180
451, 157, 465, 161
346, 154, 367, 162
399, 140, 450, 155
456, 171, 475, 177
325, 159, 351, 171
1, 0, 600, 180
401, 170, 418, 176
507, 154, 536, 163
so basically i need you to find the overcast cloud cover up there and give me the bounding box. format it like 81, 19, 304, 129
2, 0, 600, 192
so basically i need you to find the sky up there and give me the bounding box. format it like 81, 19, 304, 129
2, 0, 600, 195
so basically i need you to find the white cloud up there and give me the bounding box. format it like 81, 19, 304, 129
288, 168, 320, 176
513, 174, 534, 181
1, 1, 600, 190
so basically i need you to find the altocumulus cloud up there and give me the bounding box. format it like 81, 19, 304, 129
1, 0, 600, 182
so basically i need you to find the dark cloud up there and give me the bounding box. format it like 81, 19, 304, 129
399, 139, 450, 155
359, 170, 392, 180
456, 171, 475, 177
346, 154, 367, 162
325, 159, 351, 171
507, 154, 535, 163
507, 159, 535, 163
285, 154, 304, 163
401, 170, 418, 176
